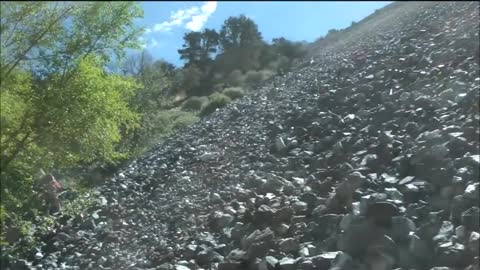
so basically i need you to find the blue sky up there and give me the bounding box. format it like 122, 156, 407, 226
136, 1, 392, 67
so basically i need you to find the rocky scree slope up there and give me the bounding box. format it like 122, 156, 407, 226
4, 1, 480, 270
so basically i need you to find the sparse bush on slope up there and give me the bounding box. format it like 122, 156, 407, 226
222, 87, 245, 100
200, 93, 232, 116
225, 69, 245, 87
132, 110, 199, 154
181, 96, 209, 111
244, 70, 275, 89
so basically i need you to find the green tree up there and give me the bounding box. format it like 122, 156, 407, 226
180, 64, 204, 96
258, 43, 278, 69
36, 55, 140, 166
1, 2, 143, 85
1, 56, 139, 213
178, 28, 219, 68
219, 15, 263, 51
178, 31, 203, 67
0, 2, 75, 81
0, 1, 143, 214
215, 15, 264, 73
215, 46, 263, 74
272, 37, 307, 60
200, 29, 220, 63
256, 37, 307, 72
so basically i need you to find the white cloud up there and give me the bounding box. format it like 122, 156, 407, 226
185, 2, 217, 31
149, 38, 158, 48
153, 21, 178, 32
172, 6, 199, 21
137, 36, 160, 49
145, 28, 152, 34
201, 1, 217, 14
152, 1, 217, 33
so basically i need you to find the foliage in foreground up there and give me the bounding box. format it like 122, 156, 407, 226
0, 2, 145, 251
1, 55, 140, 213
1, 186, 100, 258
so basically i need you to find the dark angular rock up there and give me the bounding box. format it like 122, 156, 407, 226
309, 252, 340, 270
278, 237, 300, 253
254, 205, 276, 227
218, 261, 244, 270
195, 249, 224, 266
274, 207, 294, 225
258, 256, 278, 270
435, 242, 470, 268
461, 207, 480, 231
366, 201, 399, 229
389, 216, 416, 244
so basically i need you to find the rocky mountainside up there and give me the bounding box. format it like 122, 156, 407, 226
5, 1, 480, 270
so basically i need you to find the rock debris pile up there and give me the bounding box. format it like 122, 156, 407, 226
5, 1, 479, 270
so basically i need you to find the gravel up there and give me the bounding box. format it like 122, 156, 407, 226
2, 1, 479, 270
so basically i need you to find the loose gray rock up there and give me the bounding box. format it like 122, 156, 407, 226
8, 2, 479, 270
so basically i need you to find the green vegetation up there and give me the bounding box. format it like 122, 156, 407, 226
244, 70, 275, 89
1, 2, 143, 216
182, 96, 209, 111
222, 87, 245, 100
128, 110, 199, 155
200, 93, 232, 116
0, 2, 145, 253
175, 14, 307, 97
1, 186, 99, 255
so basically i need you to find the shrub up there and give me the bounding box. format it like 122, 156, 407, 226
222, 87, 245, 100
225, 69, 244, 87
1, 184, 99, 258
129, 110, 199, 155
244, 70, 263, 87
147, 110, 198, 138
171, 110, 200, 130
200, 93, 231, 116
244, 70, 275, 89
260, 70, 275, 80
181, 96, 208, 111
213, 83, 226, 93
275, 56, 291, 73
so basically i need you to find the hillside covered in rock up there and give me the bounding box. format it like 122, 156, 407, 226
3, 1, 479, 270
